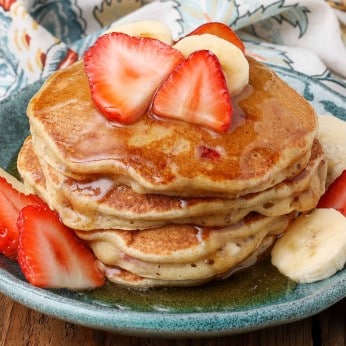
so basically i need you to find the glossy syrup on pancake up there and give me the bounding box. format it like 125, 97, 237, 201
27, 57, 317, 197
18, 137, 326, 231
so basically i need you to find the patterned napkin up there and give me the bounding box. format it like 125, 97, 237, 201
0, 0, 345, 109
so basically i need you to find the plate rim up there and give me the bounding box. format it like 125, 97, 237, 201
0, 257, 345, 337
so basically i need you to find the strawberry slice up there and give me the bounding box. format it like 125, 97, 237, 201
318, 170, 346, 216
151, 50, 232, 133
17, 205, 105, 290
84, 32, 184, 124
0, 176, 44, 260
185, 22, 245, 53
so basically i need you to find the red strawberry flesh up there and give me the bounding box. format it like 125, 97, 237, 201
84, 32, 184, 124
151, 50, 232, 132
17, 205, 104, 290
0, 176, 44, 260
318, 170, 346, 216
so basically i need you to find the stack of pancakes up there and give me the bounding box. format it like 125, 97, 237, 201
17, 57, 327, 288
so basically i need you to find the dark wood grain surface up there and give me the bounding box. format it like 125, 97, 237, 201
1, 294, 344, 345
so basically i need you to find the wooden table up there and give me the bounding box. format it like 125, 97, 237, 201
1, 293, 344, 345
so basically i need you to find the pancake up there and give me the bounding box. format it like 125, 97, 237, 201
19, 139, 295, 285
18, 138, 297, 285
102, 235, 276, 289
75, 213, 292, 264
76, 213, 294, 282
103, 266, 210, 289
18, 137, 326, 230
27, 57, 317, 198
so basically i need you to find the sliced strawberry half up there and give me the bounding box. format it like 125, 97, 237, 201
318, 170, 346, 216
0, 176, 44, 260
151, 50, 233, 133
17, 205, 105, 290
84, 32, 184, 124
185, 22, 245, 53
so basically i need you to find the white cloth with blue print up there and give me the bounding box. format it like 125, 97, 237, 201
0, 0, 345, 118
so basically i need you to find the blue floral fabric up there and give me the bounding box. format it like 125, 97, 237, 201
0, 0, 345, 103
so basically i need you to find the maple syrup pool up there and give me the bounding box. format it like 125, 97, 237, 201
77, 258, 296, 313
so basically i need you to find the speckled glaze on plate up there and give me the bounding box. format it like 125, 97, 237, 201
0, 67, 345, 337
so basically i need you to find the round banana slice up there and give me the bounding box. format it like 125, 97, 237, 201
102, 20, 173, 45
173, 34, 249, 95
317, 114, 346, 187
271, 208, 346, 283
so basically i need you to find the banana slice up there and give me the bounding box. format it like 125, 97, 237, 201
173, 34, 249, 95
271, 208, 346, 283
317, 114, 346, 187
102, 20, 173, 45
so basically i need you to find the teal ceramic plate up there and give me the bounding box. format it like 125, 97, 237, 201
0, 68, 345, 338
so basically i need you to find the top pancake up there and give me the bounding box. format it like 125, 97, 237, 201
27, 57, 317, 197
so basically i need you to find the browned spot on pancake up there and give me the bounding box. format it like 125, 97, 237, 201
116, 268, 144, 282
114, 225, 205, 255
